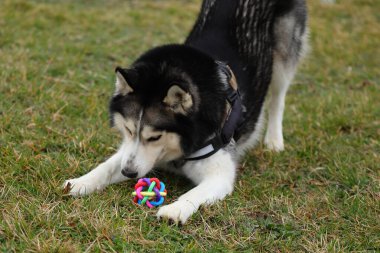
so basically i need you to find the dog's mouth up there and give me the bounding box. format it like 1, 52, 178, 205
121, 169, 139, 179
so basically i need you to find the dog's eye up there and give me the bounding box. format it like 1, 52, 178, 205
125, 126, 132, 135
147, 135, 162, 142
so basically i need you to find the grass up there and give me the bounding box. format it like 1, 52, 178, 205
0, 0, 379, 252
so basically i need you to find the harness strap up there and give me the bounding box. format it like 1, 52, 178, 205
185, 64, 243, 161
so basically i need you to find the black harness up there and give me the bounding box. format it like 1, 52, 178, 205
185, 65, 244, 161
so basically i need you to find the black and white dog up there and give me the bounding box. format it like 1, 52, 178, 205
64, 0, 308, 224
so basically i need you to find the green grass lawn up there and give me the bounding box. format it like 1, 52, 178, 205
1, 0, 379, 252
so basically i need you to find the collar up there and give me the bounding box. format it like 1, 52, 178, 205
185, 64, 243, 161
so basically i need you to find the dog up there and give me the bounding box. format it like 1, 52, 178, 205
64, 0, 308, 224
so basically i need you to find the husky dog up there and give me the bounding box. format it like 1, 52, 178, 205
64, 0, 308, 224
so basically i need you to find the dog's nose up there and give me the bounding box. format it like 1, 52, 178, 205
121, 169, 138, 178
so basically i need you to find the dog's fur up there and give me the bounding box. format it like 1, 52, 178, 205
64, 0, 308, 224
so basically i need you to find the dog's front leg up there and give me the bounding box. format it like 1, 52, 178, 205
63, 150, 126, 196
157, 150, 236, 224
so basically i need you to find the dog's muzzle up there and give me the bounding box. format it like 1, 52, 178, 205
121, 169, 138, 178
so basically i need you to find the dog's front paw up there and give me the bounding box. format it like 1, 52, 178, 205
157, 200, 196, 225
63, 177, 103, 197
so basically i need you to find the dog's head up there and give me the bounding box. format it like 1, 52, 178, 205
109, 45, 232, 178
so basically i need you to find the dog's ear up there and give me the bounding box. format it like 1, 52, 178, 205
114, 67, 135, 95
163, 85, 193, 114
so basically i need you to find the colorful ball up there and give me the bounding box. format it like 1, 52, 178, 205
132, 178, 167, 208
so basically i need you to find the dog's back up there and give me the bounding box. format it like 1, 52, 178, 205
186, 0, 308, 151
186, 0, 307, 83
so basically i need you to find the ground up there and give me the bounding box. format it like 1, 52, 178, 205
0, 0, 379, 252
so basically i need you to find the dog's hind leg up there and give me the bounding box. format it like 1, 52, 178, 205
156, 150, 236, 224
63, 150, 127, 196
264, 10, 308, 151
264, 56, 296, 151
